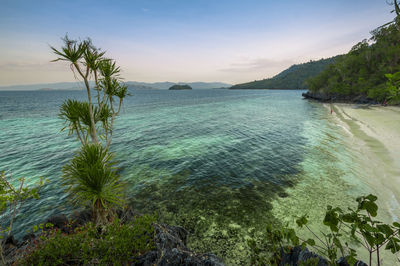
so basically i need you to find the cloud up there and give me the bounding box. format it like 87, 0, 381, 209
0, 61, 67, 71
219, 58, 296, 73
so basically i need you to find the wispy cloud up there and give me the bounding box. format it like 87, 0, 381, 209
220, 58, 296, 73
0, 61, 66, 71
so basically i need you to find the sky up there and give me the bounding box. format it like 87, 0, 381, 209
0, 0, 396, 86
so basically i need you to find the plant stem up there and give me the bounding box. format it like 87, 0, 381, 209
7, 178, 24, 237
0, 243, 5, 266
74, 122, 84, 145
305, 224, 329, 249
73, 62, 99, 144
377, 245, 380, 266
369, 250, 372, 266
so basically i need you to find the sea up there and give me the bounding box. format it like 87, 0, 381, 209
0, 89, 378, 264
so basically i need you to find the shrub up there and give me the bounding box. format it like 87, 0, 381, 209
62, 144, 125, 225
0, 171, 43, 264
248, 195, 400, 265
22, 214, 156, 265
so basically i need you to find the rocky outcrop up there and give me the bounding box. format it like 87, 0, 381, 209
302, 91, 378, 104
4, 209, 224, 266
134, 224, 224, 265
280, 246, 367, 266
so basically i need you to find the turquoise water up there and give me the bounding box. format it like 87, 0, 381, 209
0, 89, 369, 264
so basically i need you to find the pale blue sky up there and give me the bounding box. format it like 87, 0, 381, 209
0, 0, 395, 86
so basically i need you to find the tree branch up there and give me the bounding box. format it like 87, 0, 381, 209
73, 62, 99, 144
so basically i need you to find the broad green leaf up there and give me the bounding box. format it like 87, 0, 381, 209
365, 194, 378, 202
296, 215, 308, 228
306, 238, 315, 246
361, 201, 378, 217
377, 224, 394, 237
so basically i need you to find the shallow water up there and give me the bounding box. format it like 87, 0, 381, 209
0, 89, 379, 264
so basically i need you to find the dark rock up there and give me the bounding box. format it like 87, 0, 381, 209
280, 246, 368, 266
70, 209, 92, 226
302, 91, 378, 104
280, 246, 328, 266
45, 214, 68, 232
134, 251, 159, 266
3, 235, 19, 263
156, 248, 223, 266
154, 224, 188, 249
21, 233, 35, 244
352, 94, 378, 104
4, 235, 18, 246
132, 223, 224, 266
302, 91, 332, 102
337, 256, 368, 266
117, 206, 141, 223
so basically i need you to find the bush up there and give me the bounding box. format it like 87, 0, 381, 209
22, 215, 156, 265
62, 143, 125, 225
0, 171, 43, 264
248, 195, 400, 266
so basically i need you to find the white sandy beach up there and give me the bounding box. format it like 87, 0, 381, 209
332, 104, 400, 222
323, 104, 400, 264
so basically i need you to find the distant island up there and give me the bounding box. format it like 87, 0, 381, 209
230, 56, 341, 90
169, 84, 192, 90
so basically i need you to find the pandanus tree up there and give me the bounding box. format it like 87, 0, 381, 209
52, 36, 127, 225
52, 36, 127, 148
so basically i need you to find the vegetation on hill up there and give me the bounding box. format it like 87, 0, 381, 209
169, 84, 192, 90
230, 56, 341, 90
306, 4, 400, 104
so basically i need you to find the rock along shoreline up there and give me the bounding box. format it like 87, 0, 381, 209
302, 91, 379, 104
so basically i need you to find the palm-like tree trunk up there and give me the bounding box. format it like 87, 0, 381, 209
73, 62, 99, 144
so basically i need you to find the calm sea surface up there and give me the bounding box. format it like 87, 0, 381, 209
0, 89, 372, 264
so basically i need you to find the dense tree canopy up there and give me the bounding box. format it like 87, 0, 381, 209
307, 15, 400, 104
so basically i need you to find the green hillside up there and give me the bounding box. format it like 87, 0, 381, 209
230, 56, 341, 90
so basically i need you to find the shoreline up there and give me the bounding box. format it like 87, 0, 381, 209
329, 103, 400, 222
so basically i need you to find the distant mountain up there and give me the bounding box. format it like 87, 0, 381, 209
0, 82, 92, 91
230, 56, 342, 90
0, 81, 231, 91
